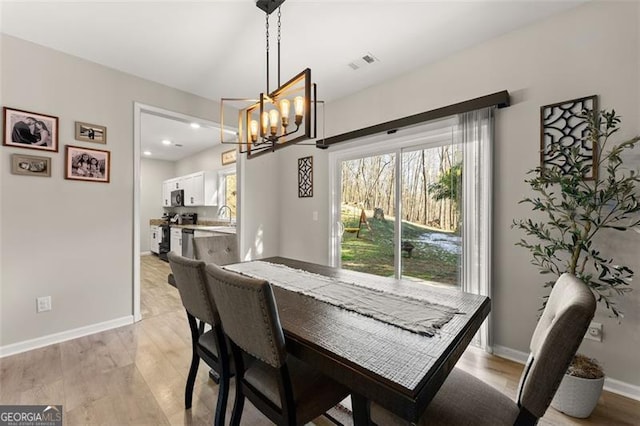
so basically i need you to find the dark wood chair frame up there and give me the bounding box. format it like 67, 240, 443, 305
184, 309, 232, 426
227, 339, 301, 426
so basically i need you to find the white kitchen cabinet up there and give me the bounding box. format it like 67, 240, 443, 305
181, 171, 218, 207
163, 171, 216, 207
170, 227, 182, 255
150, 225, 160, 254
162, 179, 174, 207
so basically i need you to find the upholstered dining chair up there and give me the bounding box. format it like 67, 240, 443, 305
167, 235, 238, 287
203, 262, 350, 426
167, 252, 231, 426
370, 272, 597, 426
193, 234, 239, 266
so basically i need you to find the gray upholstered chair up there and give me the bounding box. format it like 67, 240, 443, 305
167, 252, 231, 426
203, 262, 350, 426
193, 234, 239, 266
370, 272, 597, 426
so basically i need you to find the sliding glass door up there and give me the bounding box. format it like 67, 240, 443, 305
331, 110, 493, 348
400, 143, 463, 285
340, 153, 396, 277
337, 140, 462, 286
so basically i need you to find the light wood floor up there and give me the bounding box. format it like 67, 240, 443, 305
1, 254, 638, 425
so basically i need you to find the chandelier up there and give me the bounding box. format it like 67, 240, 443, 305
221, 0, 322, 156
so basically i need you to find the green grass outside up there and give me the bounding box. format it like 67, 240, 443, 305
341, 208, 460, 285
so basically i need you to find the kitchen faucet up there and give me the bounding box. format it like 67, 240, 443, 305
217, 205, 233, 224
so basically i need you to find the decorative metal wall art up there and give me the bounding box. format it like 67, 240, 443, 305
540, 95, 598, 180
298, 156, 313, 198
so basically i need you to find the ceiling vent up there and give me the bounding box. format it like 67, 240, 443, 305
347, 52, 380, 71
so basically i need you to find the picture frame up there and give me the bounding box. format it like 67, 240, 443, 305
11, 154, 51, 177
3, 107, 59, 152
221, 148, 237, 165
75, 121, 107, 144
65, 145, 111, 183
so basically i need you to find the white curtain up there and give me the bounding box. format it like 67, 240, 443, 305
459, 107, 493, 351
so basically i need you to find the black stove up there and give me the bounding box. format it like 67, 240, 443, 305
158, 216, 172, 262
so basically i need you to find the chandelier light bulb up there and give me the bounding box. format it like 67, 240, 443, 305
279, 99, 290, 127
294, 96, 304, 125
269, 109, 280, 136
261, 111, 269, 136
249, 119, 259, 143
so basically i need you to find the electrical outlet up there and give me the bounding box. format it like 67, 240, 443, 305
585, 321, 602, 342
37, 296, 52, 313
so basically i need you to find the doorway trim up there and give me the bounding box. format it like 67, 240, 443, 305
132, 102, 234, 321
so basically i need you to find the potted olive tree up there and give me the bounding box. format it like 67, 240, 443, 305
514, 109, 639, 316
513, 109, 640, 417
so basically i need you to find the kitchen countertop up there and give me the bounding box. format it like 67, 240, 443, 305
149, 219, 236, 234
149, 219, 232, 227
181, 225, 236, 234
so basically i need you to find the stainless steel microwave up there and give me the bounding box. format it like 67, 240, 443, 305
170, 189, 184, 207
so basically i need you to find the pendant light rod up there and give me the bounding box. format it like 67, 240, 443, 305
265, 13, 270, 94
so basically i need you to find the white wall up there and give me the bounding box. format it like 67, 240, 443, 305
0, 35, 221, 348
240, 152, 281, 261
274, 1, 640, 388
140, 158, 175, 252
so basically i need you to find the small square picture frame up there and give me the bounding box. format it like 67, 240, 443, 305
65, 145, 111, 183
221, 148, 237, 165
75, 121, 107, 144
11, 153, 52, 177
3, 107, 59, 152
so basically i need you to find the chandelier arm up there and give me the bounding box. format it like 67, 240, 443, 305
261, 123, 300, 144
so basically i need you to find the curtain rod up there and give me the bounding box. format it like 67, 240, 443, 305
315, 90, 510, 148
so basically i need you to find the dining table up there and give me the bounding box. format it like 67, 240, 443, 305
223, 256, 491, 425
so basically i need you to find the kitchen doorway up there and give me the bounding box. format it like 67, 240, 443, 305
132, 103, 238, 321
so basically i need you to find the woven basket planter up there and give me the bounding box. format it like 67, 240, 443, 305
551, 374, 604, 418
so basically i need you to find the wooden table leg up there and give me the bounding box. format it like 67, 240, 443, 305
351, 393, 371, 426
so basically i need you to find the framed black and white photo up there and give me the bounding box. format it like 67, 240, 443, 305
3, 107, 59, 152
75, 121, 107, 144
65, 145, 110, 183
11, 154, 51, 177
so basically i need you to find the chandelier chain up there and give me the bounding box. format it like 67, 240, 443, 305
277, 7, 281, 87
277, 7, 281, 43
265, 13, 270, 93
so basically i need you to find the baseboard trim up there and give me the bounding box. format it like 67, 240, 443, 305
493, 345, 529, 364
140, 251, 152, 256
0, 315, 134, 358
603, 377, 640, 401
492, 345, 640, 401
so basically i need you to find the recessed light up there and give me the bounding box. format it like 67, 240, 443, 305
162, 139, 171, 145
190, 122, 201, 129
143, 151, 152, 156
